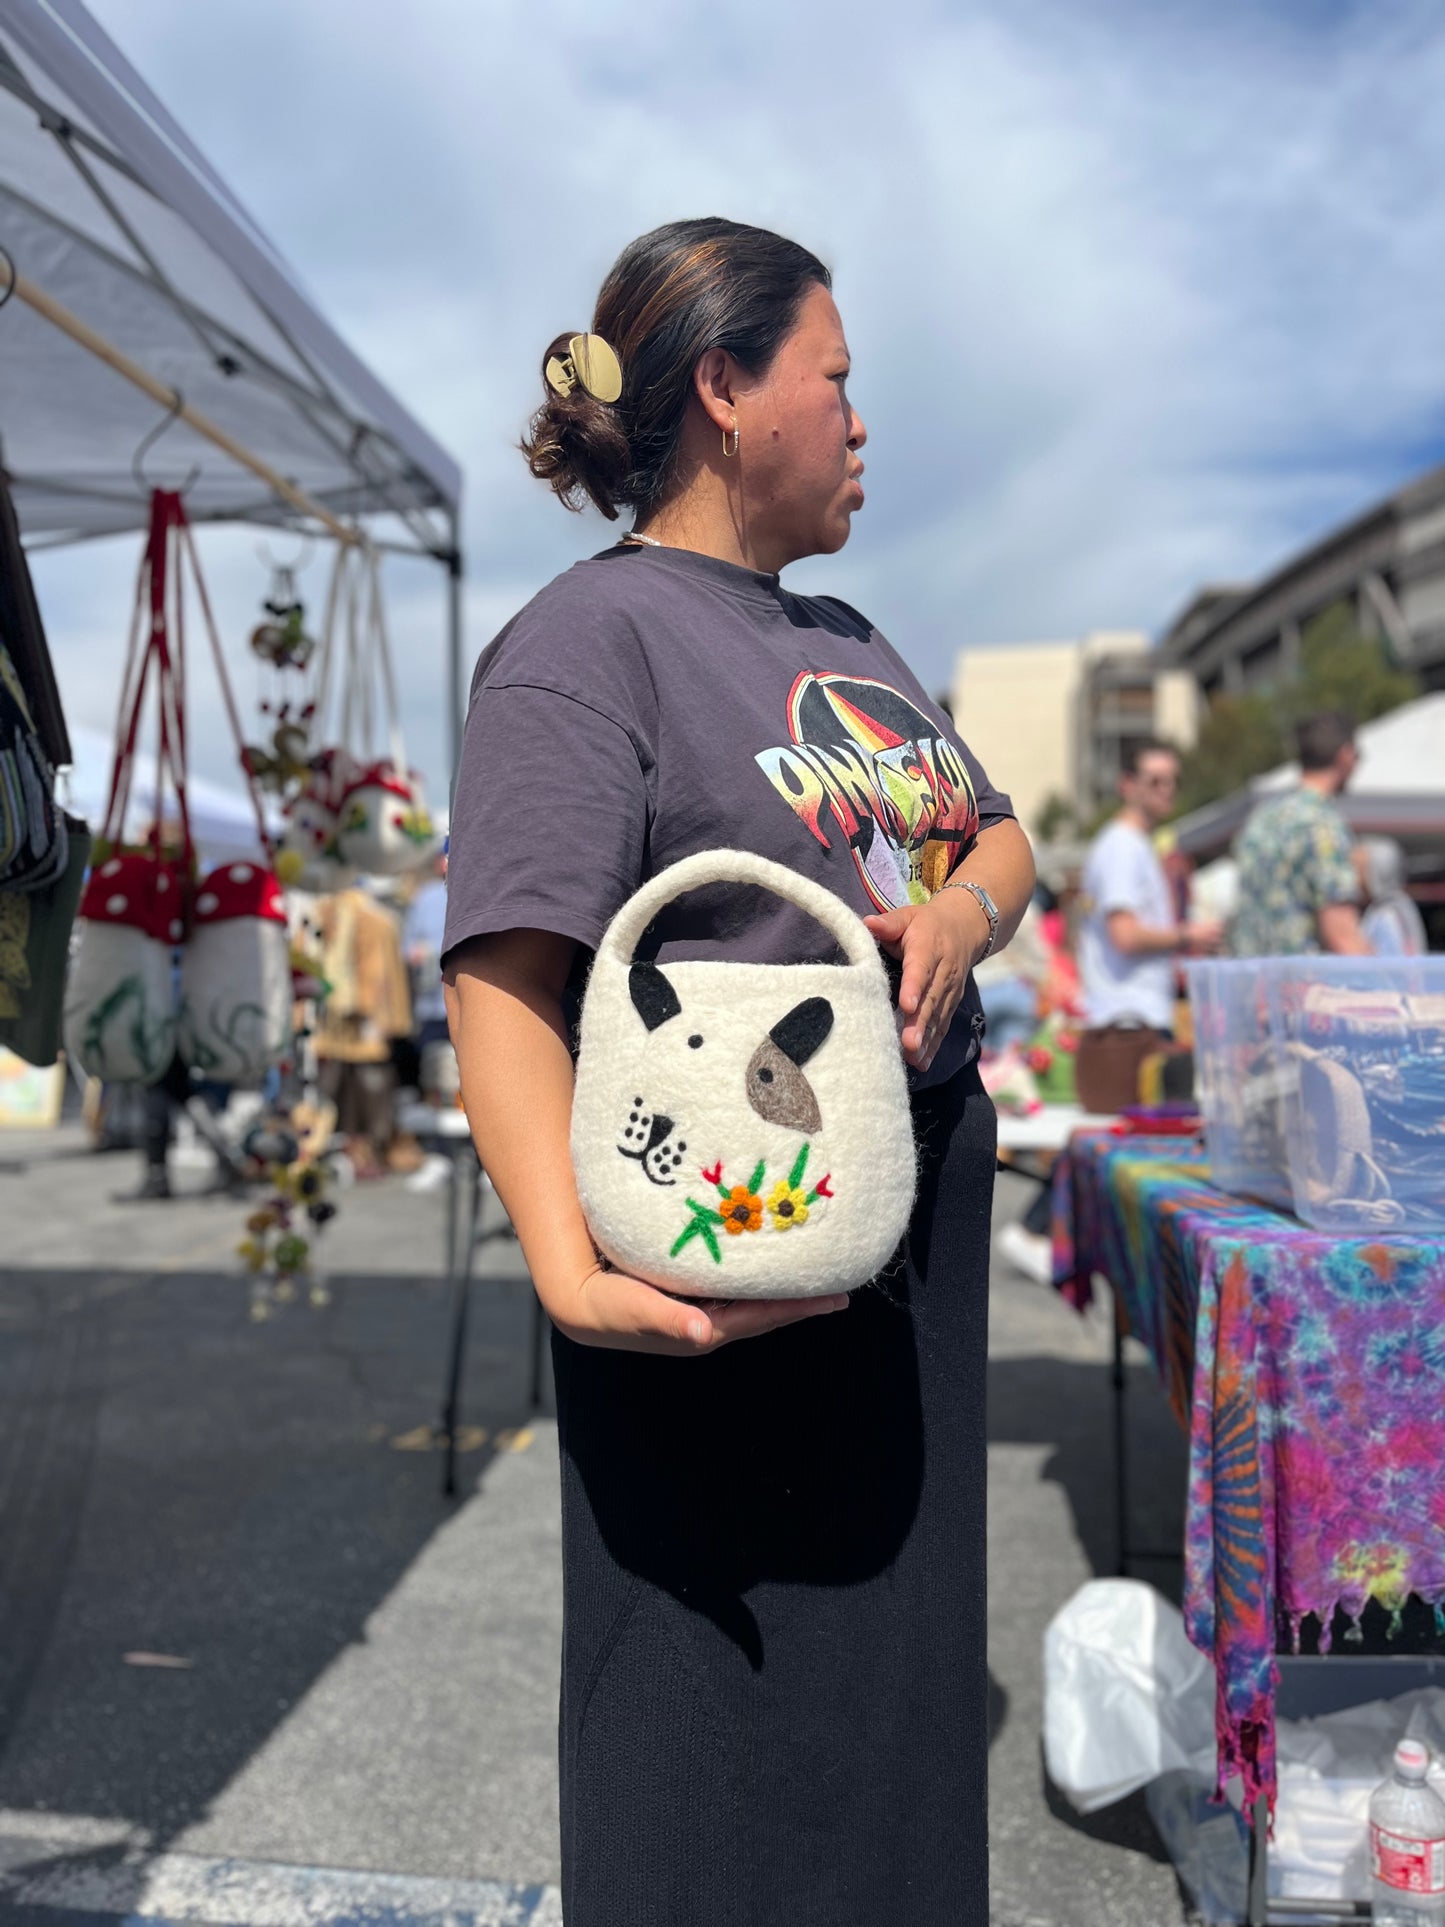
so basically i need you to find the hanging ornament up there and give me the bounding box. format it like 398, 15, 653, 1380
235, 1138, 339, 1317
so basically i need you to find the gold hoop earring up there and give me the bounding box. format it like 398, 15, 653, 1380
722, 423, 740, 458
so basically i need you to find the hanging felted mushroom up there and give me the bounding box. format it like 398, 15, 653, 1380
64, 850, 185, 1083
64, 490, 194, 1085
178, 860, 292, 1084
333, 759, 436, 875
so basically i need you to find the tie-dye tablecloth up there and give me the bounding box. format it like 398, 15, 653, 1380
1052, 1129, 1445, 1813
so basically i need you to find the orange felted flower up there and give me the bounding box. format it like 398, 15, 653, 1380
720, 1184, 763, 1235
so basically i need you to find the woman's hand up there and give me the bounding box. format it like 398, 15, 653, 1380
864, 887, 992, 1073
544, 1262, 848, 1358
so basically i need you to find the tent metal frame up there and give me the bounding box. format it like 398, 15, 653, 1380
0, 7, 467, 776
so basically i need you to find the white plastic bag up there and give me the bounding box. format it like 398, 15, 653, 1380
1043, 1578, 1218, 1813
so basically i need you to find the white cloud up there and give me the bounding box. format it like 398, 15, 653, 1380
30, 0, 1445, 800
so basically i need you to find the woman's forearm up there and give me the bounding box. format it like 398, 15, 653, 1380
443, 933, 596, 1303
949, 817, 1037, 958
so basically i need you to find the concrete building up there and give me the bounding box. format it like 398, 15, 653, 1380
950, 631, 1199, 835
1158, 463, 1445, 697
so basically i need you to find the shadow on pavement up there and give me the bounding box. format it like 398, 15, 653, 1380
988, 1351, 1190, 1881
0, 1259, 540, 1851
987, 1352, 1190, 1602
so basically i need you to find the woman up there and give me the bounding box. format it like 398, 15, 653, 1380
443, 218, 1034, 1927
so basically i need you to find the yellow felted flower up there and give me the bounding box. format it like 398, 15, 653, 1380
767, 1180, 809, 1231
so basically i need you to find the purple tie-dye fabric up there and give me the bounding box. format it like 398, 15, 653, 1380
1052, 1129, 1445, 1813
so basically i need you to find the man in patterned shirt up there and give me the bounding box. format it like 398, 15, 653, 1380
1230, 710, 1371, 957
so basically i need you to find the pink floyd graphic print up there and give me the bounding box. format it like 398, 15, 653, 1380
755, 672, 980, 910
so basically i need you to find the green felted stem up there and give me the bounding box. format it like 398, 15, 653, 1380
746, 1158, 767, 1195
788, 1143, 810, 1190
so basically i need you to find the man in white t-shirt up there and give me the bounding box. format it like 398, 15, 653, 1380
1076, 740, 1222, 1113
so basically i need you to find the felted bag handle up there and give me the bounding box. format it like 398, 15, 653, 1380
596, 848, 888, 982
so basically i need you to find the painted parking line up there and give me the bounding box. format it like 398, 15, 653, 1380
0, 1831, 562, 1927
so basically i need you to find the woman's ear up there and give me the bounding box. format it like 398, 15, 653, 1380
693, 347, 739, 434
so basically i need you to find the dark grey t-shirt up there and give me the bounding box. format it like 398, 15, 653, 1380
443, 543, 1014, 1088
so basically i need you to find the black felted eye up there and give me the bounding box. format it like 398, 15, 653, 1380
688, 1034, 703, 1049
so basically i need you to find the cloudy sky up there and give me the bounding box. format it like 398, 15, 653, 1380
28, 0, 1445, 807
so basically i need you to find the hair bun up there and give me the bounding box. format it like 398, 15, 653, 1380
522, 332, 631, 520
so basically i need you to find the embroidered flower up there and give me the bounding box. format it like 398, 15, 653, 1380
721, 1184, 763, 1235
767, 1180, 809, 1231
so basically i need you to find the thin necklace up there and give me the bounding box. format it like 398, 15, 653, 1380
621, 531, 664, 548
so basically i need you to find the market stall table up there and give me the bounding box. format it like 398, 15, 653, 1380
1051, 1127, 1445, 1828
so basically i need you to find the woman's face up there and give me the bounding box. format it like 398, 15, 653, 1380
734, 283, 866, 567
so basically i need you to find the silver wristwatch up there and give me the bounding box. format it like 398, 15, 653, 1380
943, 877, 1000, 959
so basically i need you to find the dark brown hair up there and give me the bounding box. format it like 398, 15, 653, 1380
521, 217, 831, 520
1120, 737, 1179, 778
1295, 708, 1355, 771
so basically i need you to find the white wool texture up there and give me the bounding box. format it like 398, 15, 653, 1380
571, 849, 917, 1300
63, 923, 177, 1085
178, 919, 292, 1084
335, 781, 423, 876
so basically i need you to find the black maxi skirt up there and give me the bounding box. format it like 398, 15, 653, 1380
552, 1061, 996, 1927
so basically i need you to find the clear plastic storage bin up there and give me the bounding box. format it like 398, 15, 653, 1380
1186, 957, 1445, 1235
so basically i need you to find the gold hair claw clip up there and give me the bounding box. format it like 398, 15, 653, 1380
544, 333, 623, 404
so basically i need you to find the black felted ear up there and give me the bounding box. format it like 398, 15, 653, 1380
769, 997, 834, 1066
629, 960, 682, 1031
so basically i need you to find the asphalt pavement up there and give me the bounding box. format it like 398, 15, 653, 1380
0, 1118, 1197, 1925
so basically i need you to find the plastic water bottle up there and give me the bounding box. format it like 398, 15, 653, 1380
1371, 1739, 1445, 1926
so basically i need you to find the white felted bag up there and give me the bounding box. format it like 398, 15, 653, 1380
64, 851, 182, 1084
178, 860, 292, 1084
571, 849, 917, 1299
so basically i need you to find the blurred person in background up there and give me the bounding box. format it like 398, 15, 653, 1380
1229, 709, 1370, 958
1075, 740, 1222, 1114
313, 881, 411, 1178
1358, 836, 1427, 956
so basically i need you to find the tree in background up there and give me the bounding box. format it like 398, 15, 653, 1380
1294, 601, 1419, 726
1173, 602, 1420, 816
1034, 791, 1078, 842
1175, 693, 1285, 816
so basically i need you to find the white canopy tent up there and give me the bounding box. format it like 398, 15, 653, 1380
0, 0, 465, 766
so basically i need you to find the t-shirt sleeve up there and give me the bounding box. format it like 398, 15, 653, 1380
1302, 813, 1360, 912
1092, 832, 1154, 917
960, 739, 1013, 830
442, 681, 650, 965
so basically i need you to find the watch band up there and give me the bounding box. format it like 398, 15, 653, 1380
942, 876, 999, 959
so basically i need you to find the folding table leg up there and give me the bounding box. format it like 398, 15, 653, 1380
1248, 1794, 1269, 1925
1112, 1294, 1130, 1576
439, 1155, 483, 1499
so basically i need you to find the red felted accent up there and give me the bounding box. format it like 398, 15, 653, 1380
81, 851, 189, 945
192, 861, 287, 927
339, 759, 412, 807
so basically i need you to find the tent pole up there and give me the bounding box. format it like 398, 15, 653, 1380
447, 508, 465, 798
5, 265, 357, 544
